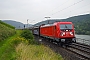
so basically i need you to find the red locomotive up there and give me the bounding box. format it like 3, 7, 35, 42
33, 22, 76, 46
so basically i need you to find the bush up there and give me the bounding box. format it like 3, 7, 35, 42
20, 30, 36, 44
21, 30, 34, 40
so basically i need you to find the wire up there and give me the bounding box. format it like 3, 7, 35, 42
38, 0, 90, 23
50, 0, 84, 16
61, 3, 90, 17
50, 0, 69, 13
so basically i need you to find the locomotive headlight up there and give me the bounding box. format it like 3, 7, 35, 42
61, 32, 65, 36
70, 32, 73, 35
63, 32, 65, 35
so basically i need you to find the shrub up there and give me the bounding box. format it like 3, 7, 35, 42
20, 30, 37, 44
21, 30, 34, 40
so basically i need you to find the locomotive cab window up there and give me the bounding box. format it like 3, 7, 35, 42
60, 24, 72, 30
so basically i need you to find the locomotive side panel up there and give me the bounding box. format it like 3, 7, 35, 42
40, 26, 55, 39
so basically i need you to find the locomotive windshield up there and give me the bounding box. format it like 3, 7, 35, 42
60, 24, 72, 29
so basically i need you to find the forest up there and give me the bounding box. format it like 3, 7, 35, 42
62, 14, 90, 35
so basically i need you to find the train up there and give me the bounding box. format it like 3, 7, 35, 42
32, 22, 76, 46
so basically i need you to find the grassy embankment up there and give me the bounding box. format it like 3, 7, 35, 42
0, 20, 63, 60
0, 20, 16, 60
0, 20, 15, 41
16, 30, 63, 60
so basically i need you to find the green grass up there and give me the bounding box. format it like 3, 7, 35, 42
0, 30, 63, 60
0, 20, 16, 60
16, 43, 63, 60
0, 22, 16, 41
0, 30, 21, 60
0, 20, 15, 29
16, 30, 63, 60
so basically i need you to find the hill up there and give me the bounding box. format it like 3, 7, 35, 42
2, 20, 32, 29
34, 14, 90, 35
63, 14, 90, 35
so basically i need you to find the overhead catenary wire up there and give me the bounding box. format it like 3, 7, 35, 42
44, 0, 70, 18
39, 0, 89, 23
48, 0, 69, 14
50, 0, 84, 16
60, 3, 90, 17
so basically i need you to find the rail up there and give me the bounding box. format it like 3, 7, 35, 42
76, 38, 90, 45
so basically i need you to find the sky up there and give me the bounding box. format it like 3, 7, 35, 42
0, 0, 90, 24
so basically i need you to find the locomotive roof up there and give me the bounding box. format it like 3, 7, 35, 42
40, 24, 54, 27
40, 22, 73, 28
54, 22, 72, 24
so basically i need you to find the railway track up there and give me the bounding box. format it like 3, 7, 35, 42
70, 43, 90, 54
34, 35, 90, 60
66, 43, 90, 60
73, 42, 90, 49
65, 42, 90, 60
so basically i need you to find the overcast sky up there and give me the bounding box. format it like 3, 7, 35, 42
0, 0, 90, 24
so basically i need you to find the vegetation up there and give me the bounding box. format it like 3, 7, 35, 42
0, 30, 24, 60
0, 33, 17, 60
16, 30, 63, 60
74, 19, 90, 35
0, 21, 16, 41
20, 30, 34, 40
16, 43, 63, 60
0, 20, 15, 29
0, 29, 63, 60
0, 21, 15, 60
20, 29, 35, 44
20, 29, 38, 44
